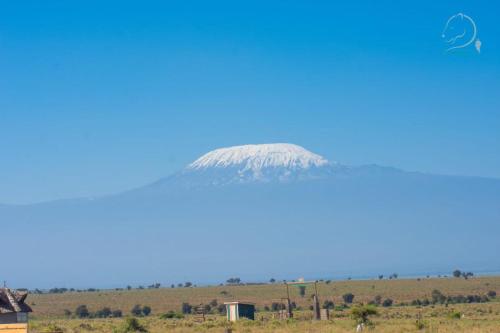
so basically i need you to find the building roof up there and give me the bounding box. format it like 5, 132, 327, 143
223, 301, 255, 305
0, 288, 32, 314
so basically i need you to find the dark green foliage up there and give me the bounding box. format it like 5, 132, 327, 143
63, 309, 72, 317
322, 300, 334, 309
431, 289, 446, 304
351, 305, 378, 324
453, 270, 462, 278
382, 298, 393, 307
142, 306, 151, 316
342, 293, 355, 304
226, 277, 241, 285
131, 305, 143, 316
181, 302, 192, 314
160, 311, 184, 319
117, 317, 148, 333
75, 305, 89, 318
487, 290, 496, 298
94, 307, 112, 318
298, 285, 306, 297
112, 310, 123, 318
448, 311, 462, 319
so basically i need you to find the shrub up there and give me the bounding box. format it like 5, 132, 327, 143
351, 305, 378, 325
95, 307, 112, 318
374, 295, 382, 305
298, 286, 306, 297
131, 305, 143, 316
75, 305, 89, 318
142, 306, 151, 316
431, 290, 446, 304
487, 290, 497, 298
322, 300, 334, 309
63, 309, 72, 317
382, 298, 393, 307
181, 302, 192, 314
343, 293, 355, 304
448, 311, 462, 319
112, 309, 123, 318
160, 311, 184, 319
117, 317, 148, 333
453, 270, 462, 278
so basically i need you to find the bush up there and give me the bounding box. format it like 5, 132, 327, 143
453, 270, 462, 278
181, 302, 192, 314
117, 317, 148, 333
448, 311, 462, 319
487, 290, 497, 298
160, 311, 184, 319
75, 305, 89, 318
112, 310, 123, 318
342, 293, 355, 304
131, 305, 143, 316
142, 306, 151, 316
63, 309, 72, 317
41, 324, 64, 333
431, 289, 446, 304
322, 300, 334, 309
298, 286, 306, 297
95, 307, 112, 318
382, 298, 393, 307
351, 305, 378, 324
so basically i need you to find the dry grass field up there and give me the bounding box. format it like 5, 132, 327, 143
26, 276, 500, 332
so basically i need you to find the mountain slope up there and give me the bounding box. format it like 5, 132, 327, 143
1, 144, 499, 288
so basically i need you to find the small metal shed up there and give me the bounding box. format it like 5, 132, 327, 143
224, 302, 255, 321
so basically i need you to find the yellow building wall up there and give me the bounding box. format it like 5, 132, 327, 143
0, 323, 28, 333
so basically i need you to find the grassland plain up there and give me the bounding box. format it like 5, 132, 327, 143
26, 277, 500, 332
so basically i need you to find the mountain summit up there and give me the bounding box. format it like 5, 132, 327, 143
183, 143, 331, 184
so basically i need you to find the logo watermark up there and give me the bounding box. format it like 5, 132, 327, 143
442, 13, 481, 53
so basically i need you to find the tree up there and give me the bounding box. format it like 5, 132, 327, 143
142, 306, 151, 316
343, 293, 355, 304
382, 298, 393, 307
453, 270, 462, 278
112, 310, 123, 318
181, 302, 192, 314
431, 290, 446, 304
351, 305, 378, 325
118, 317, 148, 333
378, 275, 384, 280
95, 307, 112, 318
298, 285, 306, 297
131, 304, 143, 316
126, 285, 132, 291
184, 282, 192, 288
75, 305, 89, 318
226, 277, 241, 285
269, 278, 276, 284
322, 300, 335, 309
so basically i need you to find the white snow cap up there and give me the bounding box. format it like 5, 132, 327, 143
188, 143, 329, 172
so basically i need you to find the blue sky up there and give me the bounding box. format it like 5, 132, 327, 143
1, 0, 499, 204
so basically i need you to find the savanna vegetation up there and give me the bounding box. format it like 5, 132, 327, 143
25, 275, 500, 332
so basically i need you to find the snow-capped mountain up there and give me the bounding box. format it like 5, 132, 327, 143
2, 143, 500, 287
179, 143, 333, 185
188, 143, 329, 171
